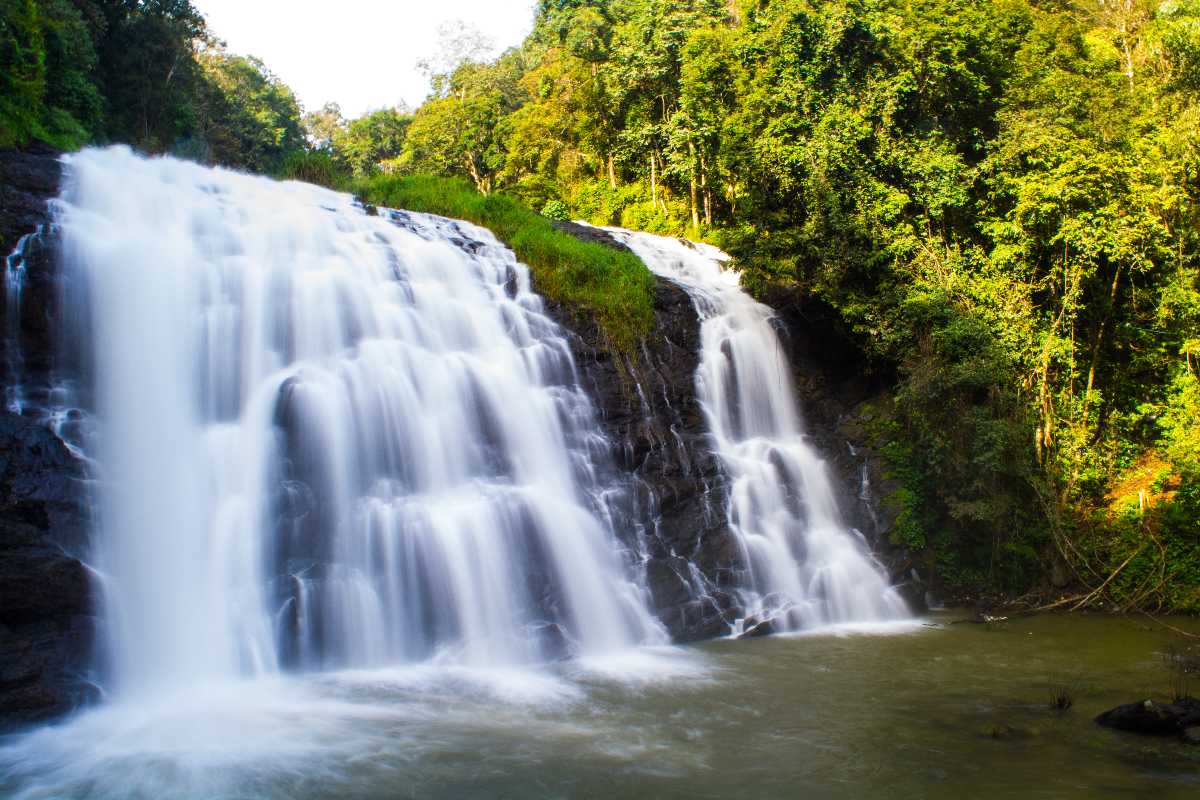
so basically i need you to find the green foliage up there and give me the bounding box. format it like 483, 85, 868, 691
332, 107, 411, 177
404, 53, 527, 193
302, 101, 344, 152
277, 149, 347, 190
37, 0, 100, 145
12, 0, 1200, 606
0, 0, 46, 146
193, 48, 305, 173
1, 0, 102, 148
97, 0, 207, 151
390, 0, 1195, 606
355, 174, 655, 350
1, 1, 309, 171
540, 199, 569, 220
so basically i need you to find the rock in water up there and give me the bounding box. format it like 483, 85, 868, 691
1095, 697, 1200, 739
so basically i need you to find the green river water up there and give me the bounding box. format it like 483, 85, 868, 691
2, 612, 1197, 799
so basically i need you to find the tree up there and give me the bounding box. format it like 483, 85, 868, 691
97, 0, 208, 150
333, 106, 411, 176
193, 47, 305, 172
0, 0, 47, 145
404, 53, 526, 192
303, 101, 345, 152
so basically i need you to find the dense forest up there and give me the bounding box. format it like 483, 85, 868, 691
1, 0, 1197, 611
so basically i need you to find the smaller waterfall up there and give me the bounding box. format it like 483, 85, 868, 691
605, 229, 909, 631
4, 227, 40, 415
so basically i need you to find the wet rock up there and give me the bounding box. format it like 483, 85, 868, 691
0, 143, 61, 259
1, 145, 66, 388
543, 275, 743, 642
672, 592, 738, 642
1095, 697, 1200, 738
549, 220, 633, 253
0, 413, 96, 731
0, 147, 96, 729
740, 618, 776, 639
737, 595, 796, 639
0, 414, 89, 554
529, 621, 573, 661
1182, 726, 1200, 745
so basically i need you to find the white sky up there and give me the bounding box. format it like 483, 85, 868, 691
194, 1, 536, 118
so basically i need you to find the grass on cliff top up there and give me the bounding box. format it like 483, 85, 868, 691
353, 174, 656, 351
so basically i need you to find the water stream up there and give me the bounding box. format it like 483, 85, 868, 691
603, 229, 909, 631
2, 614, 1195, 798
52, 147, 663, 699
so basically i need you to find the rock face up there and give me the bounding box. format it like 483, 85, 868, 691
1, 143, 65, 388
0, 414, 96, 730
0, 145, 97, 731
545, 280, 743, 642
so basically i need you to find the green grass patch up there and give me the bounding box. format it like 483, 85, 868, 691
355, 174, 656, 351
276, 150, 348, 190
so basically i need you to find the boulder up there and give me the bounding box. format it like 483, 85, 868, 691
737, 595, 797, 640
1095, 697, 1200, 740
739, 618, 776, 639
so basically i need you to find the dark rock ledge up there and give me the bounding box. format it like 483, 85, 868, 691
0, 414, 97, 731
0, 145, 98, 732
545, 280, 743, 642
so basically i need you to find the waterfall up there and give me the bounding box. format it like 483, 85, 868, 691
604, 229, 909, 631
54, 147, 661, 698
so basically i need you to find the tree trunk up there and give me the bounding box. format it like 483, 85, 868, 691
688, 140, 700, 229
1082, 264, 1123, 425
466, 154, 489, 195
607, 154, 616, 190
650, 153, 658, 210
700, 153, 713, 226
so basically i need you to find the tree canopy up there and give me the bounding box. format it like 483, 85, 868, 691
383, 0, 1200, 607
2, 0, 1197, 609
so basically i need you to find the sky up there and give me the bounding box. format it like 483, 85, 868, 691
193, 1, 537, 118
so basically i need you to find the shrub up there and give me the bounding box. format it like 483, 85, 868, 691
540, 199, 569, 221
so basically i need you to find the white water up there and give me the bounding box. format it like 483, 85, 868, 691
604, 229, 909, 630
55, 147, 662, 699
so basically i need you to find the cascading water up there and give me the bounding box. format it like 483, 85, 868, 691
604, 228, 909, 631
55, 146, 662, 698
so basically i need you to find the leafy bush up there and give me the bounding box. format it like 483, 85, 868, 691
540, 199, 569, 220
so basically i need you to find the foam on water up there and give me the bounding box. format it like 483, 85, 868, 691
0, 648, 716, 799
